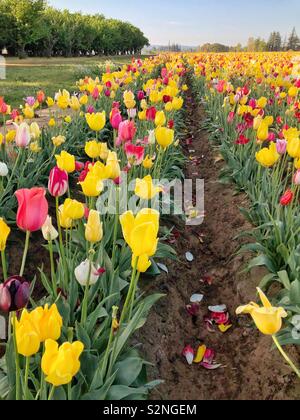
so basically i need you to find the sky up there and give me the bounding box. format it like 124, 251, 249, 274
48, 0, 300, 46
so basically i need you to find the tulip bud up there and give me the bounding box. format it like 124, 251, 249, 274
42, 216, 59, 241
15, 122, 31, 148
0, 162, 8, 177
48, 166, 69, 197
280, 190, 294, 206
74, 260, 101, 287
85, 210, 103, 243
0, 276, 30, 313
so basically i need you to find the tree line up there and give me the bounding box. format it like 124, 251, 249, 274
199, 28, 300, 53
0, 0, 149, 58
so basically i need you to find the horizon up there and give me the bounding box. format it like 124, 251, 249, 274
47, 0, 300, 47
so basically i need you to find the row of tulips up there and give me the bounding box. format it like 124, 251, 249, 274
190, 52, 300, 378
0, 56, 188, 400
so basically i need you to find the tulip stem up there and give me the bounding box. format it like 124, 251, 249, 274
273, 335, 300, 379
1, 249, 8, 281
12, 312, 21, 401
48, 385, 55, 401
48, 240, 57, 298
19, 230, 30, 277
129, 272, 141, 320
24, 357, 30, 400
55, 197, 68, 291
111, 187, 120, 270
119, 258, 138, 326
80, 247, 94, 325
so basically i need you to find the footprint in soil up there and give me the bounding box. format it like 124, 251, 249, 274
137, 87, 299, 401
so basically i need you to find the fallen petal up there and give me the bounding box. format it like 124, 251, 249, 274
200, 362, 222, 370
182, 345, 195, 366
186, 252, 195, 262
194, 345, 207, 364
209, 305, 227, 314
157, 263, 169, 274
219, 324, 233, 333
190, 294, 204, 304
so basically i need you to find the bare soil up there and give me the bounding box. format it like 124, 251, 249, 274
137, 90, 300, 400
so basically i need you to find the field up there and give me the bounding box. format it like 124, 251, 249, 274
0, 51, 300, 402
0, 56, 147, 107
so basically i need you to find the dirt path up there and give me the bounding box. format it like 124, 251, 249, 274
138, 87, 300, 400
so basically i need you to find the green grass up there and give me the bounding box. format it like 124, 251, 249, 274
0, 56, 146, 108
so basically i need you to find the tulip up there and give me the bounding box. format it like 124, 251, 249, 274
0, 218, 10, 252
110, 109, 122, 130
48, 167, 69, 197
29, 304, 62, 342
55, 151, 76, 173
58, 205, 72, 229
5, 130, 16, 143
256, 143, 280, 168
146, 107, 157, 121
85, 210, 103, 243
75, 260, 101, 286
287, 138, 300, 159
42, 216, 58, 241
148, 130, 156, 145
85, 140, 101, 159
120, 209, 159, 258
15, 122, 31, 148
15, 188, 48, 232
37, 90, 45, 104
135, 175, 162, 200
133, 254, 151, 273
155, 111, 166, 127
15, 311, 41, 357
63, 199, 85, 220
0, 276, 30, 313
125, 143, 145, 166
99, 143, 109, 161
117, 120, 137, 145
143, 155, 155, 170
106, 151, 121, 180
80, 173, 104, 197
155, 126, 175, 150
30, 122, 41, 140
172, 97, 184, 110
0, 162, 8, 177
42, 339, 84, 387
137, 90, 145, 101
294, 170, 300, 186
276, 139, 287, 155
86, 112, 106, 132
237, 288, 287, 336
280, 190, 294, 206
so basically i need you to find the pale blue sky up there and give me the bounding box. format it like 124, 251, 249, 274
48, 0, 300, 46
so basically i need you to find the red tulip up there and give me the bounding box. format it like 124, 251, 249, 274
146, 107, 157, 121
137, 91, 145, 101
15, 188, 48, 232
280, 190, 294, 206
124, 143, 145, 166
116, 120, 136, 145
48, 167, 69, 197
0, 276, 30, 313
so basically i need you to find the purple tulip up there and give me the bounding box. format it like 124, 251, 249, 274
0, 276, 30, 313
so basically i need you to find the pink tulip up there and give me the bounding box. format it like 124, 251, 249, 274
86, 105, 95, 114
25, 96, 36, 107
48, 167, 69, 197
92, 87, 99, 100
137, 91, 145, 101
294, 170, 300, 186
276, 139, 287, 155
110, 108, 122, 130
117, 120, 136, 145
15, 187, 48, 232
125, 143, 145, 166
15, 122, 31, 148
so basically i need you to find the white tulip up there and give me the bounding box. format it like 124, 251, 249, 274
42, 216, 59, 241
148, 129, 156, 145
15, 122, 31, 148
75, 260, 100, 287
0, 162, 8, 177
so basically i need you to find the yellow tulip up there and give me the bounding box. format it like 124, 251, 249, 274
155, 111, 166, 127
256, 142, 280, 167
165, 102, 173, 112
58, 205, 73, 229
138, 110, 147, 121
89, 161, 109, 180
155, 126, 174, 149
86, 112, 106, 132
48, 118, 56, 127
288, 86, 298, 97
135, 175, 162, 200
257, 121, 269, 142
85, 140, 101, 159
143, 155, 155, 170
120, 209, 159, 258
70, 96, 80, 111
287, 138, 300, 159
172, 96, 184, 110
30, 141, 41, 153
236, 288, 287, 336
23, 106, 34, 119
46, 97, 55, 107
5, 130, 16, 143
63, 199, 85, 220
253, 115, 263, 130
30, 304, 63, 342
80, 173, 103, 197
0, 218, 10, 251
42, 339, 84, 387
257, 97, 268, 108
283, 127, 300, 142
52, 135, 66, 147
99, 143, 109, 160
133, 254, 151, 273
15, 311, 41, 357
55, 151, 76, 173
64, 116, 72, 124
30, 122, 41, 140
85, 210, 103, 243
79, 94, 88, 105
106, 151, 121, 180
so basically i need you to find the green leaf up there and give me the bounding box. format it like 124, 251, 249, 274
114, 357, 144, 387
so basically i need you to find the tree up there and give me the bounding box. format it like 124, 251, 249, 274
287, 27, 300, 51
267, 32, 282, 51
